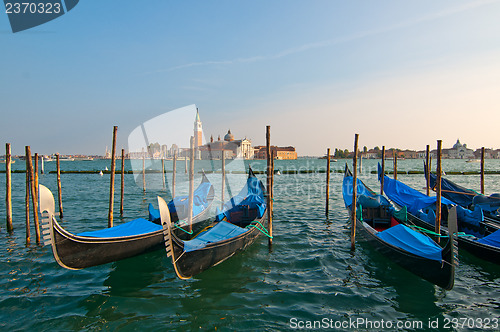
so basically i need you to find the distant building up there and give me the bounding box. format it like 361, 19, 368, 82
474, 148, 499, 159
169, 144, 179, 157
438, 139, 474, 159
200, 129, 254, 160
254, 146, 297, 160
363, 149, 379, 159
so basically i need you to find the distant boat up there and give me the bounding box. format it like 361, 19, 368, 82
0, 159, 15, 164
99, 171, 103, 176
105, 166, 108, 171
59, 157, 75, 161
466, 159, 480, 163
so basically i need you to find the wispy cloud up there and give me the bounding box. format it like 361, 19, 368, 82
150, 0, 499, 74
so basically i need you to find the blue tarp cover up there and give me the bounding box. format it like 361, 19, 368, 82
149, 182, 212, 221
342, 175, 377, 208
377, 224, 443, 262
473, 194, 500, 212
77, 218, 162, 238
378, 164, 482, 227
182, 221, 249, 252
429, 173, 476, 208
476, 229, 500, 248
216, 174, 266, 222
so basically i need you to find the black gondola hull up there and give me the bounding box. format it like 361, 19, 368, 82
48, 204, 213, 270
51, 223, 164, 269
353, 211, 455, 290
170, 217, 265, 278
407, 213, 500, 265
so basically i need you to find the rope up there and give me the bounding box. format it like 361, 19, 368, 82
246, 220, 273, 239
174, 220, 193, 235
408, 225, 474, 238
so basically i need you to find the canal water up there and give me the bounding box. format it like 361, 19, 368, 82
0, 158, 499, 330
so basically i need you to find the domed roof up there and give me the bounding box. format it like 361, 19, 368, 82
453, 139, 462, 149
224, 129, 234, 142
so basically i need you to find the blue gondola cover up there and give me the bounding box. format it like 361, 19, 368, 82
216, 174, 266, 222
379, 164, 483, 226
377, 224, 443, 262
182, 221, 249, 252
477, 229, 500, 247
149, 182, 213, 221
78, 218, 162, 238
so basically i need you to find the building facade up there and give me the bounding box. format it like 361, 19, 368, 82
441, 139, 475, 159
200, 129, 255, 160
254, 146, 297, 160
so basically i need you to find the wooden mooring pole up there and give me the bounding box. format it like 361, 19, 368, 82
6, 143, 12, 232
393, 150, 397, 180
481, 147, 485, 195
26, 147, 40, 244
266, 125, 273, 248
426, 145, 430, 196
120, 148, 125, 217
271, 150, 275, 216
351, 134, 359, 251
41, 156, 44, 174
34, 153, 39, 203
380, 146, 385, 195
436, 140, 442, 243
56, 153, 63, 219
221, 152, 225, 209
108, 126, 118, 228
325, 148, 331, 217
25, 150, 30, 245
188, 137, 195, 233
142, 147, 146, 193
185, 154, 188, 174
172, 152, 177, 198
161, 158, 166, 190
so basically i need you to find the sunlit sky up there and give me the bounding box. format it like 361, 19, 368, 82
1, 0, 499, 156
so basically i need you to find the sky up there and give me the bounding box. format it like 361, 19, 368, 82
1, 0, 500, 156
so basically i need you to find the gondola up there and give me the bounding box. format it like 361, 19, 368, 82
159, 167, 268, 279
39, 174, 215, 270
379, 164, 500, 265
425, 166, 500, 225
343, 165, 457, 290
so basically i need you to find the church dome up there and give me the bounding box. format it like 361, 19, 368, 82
453, 139, 462, 149
224, 129, 234, 142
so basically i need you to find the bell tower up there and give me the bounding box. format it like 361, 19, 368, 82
194, 109, 203, 148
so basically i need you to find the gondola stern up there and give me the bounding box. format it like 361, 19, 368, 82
158, 196, 191, 280
39, 185, 56, 247
447, 206, 460, 269
438, 206, 458, 290
39, 185, 81, 270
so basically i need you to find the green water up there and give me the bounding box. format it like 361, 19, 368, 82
0, 158, 499, 330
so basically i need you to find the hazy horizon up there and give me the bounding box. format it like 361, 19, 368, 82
2, 1, 499, 156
